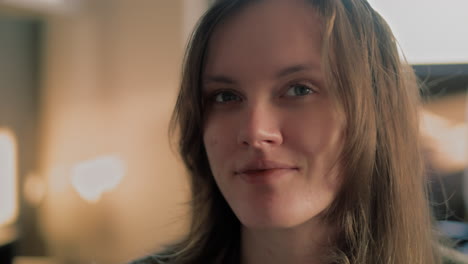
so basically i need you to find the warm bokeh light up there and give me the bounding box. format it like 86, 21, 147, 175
421, 109, 468, 173
0, 129, 18, 227
70, 155, 126, 203
23, 172, 46, 207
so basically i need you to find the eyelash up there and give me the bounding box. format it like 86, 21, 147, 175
208, 89, 243, 104
283, 82, 316, 97
205, 82, 317, 104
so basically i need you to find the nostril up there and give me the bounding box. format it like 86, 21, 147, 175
237, 128, 283, 147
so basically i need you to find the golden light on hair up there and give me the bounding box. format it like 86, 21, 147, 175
0, 129, 18, 226
70, 155, 126, 203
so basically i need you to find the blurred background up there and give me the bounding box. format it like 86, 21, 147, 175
0, 0, 466, 263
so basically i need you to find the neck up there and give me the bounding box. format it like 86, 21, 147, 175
240, 218, 334, 264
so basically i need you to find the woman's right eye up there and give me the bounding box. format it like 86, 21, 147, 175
212, 91, 242, 103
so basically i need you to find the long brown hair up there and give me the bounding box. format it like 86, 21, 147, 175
165, 0, 441, 263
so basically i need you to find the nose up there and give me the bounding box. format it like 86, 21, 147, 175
237, 103, 283, 148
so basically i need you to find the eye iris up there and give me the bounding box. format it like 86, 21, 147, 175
216, 92, 238, 102
293, 85, 311, 96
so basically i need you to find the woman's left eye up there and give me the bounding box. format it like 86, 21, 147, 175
284, 84, 315, 97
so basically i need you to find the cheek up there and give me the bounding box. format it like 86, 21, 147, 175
286, 113, 343, 155
285, 107, 345, 190
204, 131, 219, 149
203, 112, 240, 148
203, 115, 221, 148
203, 132, 221, 179
203, 128, 219, 161
203, 119, 234, 174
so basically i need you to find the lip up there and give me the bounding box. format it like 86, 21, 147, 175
235, 159, 298, 174
235, 159, 298, 183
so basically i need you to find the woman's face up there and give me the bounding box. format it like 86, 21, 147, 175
202, 0, 345, 229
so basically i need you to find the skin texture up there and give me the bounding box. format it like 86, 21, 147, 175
202, 0, 345, 263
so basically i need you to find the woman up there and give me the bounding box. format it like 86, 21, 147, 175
132, 0, 464, 263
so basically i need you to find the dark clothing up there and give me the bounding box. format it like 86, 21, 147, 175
130, 250, 468, 264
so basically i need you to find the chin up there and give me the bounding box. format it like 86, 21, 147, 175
238, 211, 307, 230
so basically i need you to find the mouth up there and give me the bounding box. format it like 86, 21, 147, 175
235, 159, 298, 174
235, 160, 299, 183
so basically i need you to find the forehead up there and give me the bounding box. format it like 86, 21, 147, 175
204, 0, 323, 79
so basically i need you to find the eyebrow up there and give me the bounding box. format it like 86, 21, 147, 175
203, 63, 320, 86
203, 75, 237, 85
275, 64, 318, 79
